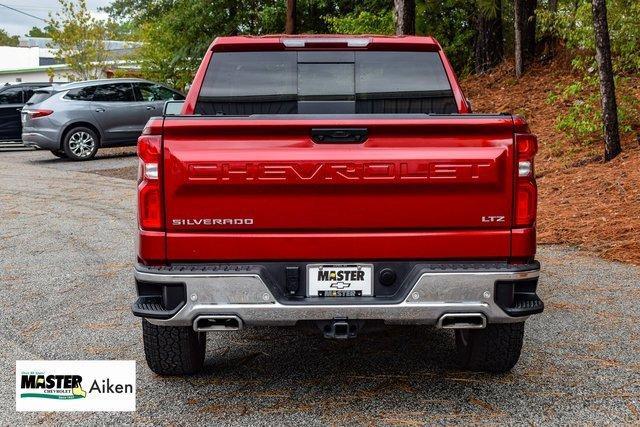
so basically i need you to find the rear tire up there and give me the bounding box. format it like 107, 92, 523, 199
62, 126, 99, 161
142, 319, 206, 375
50, 150, 67, 158
455, 322, 525, 373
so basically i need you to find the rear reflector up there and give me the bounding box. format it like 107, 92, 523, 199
514, 134, 538, 227
515, 180, 537, 226
139, 181, 163, 230
137, 134, 163, 231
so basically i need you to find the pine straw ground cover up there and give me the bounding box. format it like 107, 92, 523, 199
462, 55, 640, 264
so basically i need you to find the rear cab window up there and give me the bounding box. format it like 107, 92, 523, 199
195, 51, 457, 115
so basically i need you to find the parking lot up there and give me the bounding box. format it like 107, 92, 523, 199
1, 148, 639, 425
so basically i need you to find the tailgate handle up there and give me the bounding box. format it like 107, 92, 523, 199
311, 128, 368, 144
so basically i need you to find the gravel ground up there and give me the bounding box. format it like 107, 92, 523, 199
1, 149, 639, 425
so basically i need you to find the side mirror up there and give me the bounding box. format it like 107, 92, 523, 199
164, 100, 184, 116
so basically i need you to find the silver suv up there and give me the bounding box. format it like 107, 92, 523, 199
21, 78, 184, 160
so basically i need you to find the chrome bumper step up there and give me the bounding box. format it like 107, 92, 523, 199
133, 262, 541, 327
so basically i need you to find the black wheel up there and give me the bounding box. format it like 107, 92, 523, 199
455, 322, 525, 373
142, 319, 206, 375
50, 149, 67, 158
62, 126, 99, 160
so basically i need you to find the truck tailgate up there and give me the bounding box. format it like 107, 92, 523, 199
162, 116, 515, 261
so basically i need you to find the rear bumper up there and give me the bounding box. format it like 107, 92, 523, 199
133, 262, 543, 327
22, 130, 59, 150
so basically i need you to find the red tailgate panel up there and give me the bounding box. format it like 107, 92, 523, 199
162, 117, 515, 261
166, 230, 510, 261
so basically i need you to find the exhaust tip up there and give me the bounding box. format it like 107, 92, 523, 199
193, 315, 243, 332
437, 313, 487, 329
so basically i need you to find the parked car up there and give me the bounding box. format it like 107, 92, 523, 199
21, 78, 185, 160
0, 82, 54, 141
132, 35, 543, 376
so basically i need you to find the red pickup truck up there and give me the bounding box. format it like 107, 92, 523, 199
132, 35, 543, 375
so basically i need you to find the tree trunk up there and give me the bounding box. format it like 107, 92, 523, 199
227, 1, 238, 36
514, 0, 524, 77
394, 0, 415, 36
523, 0, 537, 61
591, 0, 621, 161
474, 0, 503, 74
285, 0, 296, 35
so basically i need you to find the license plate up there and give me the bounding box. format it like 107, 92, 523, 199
307, 264, 373, 297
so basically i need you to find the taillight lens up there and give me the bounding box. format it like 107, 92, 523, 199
514, 134, 538, 227
137, 134, 163, 231
26, 109, 53, 119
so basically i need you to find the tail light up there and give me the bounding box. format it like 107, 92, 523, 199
137, 123, 163, 231
514, 134, 538, 227
26, 109, 53, 119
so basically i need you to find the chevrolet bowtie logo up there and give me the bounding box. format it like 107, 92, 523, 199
330, 282, 351, 289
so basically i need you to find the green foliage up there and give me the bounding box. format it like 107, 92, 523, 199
0, 28, 19, 46
26, 26, 55, 38
102, 0, 168, 26
47, 0, 115, 81
548, 75, 639, 144
295, 0, 391, 34
109, 21, 139, 41
538, 0, 640, 73
556, 97, 602, 142
326, 11, 394, 35
131, 0, 286, 89
419, 0, 478, 76
475, 0, 500, 19
541, 0, 640, 144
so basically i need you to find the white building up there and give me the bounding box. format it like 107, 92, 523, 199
0, 37, 139, 85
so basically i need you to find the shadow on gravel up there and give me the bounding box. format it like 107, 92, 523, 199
159, 325, 497, 422
199, 324, 460, 382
